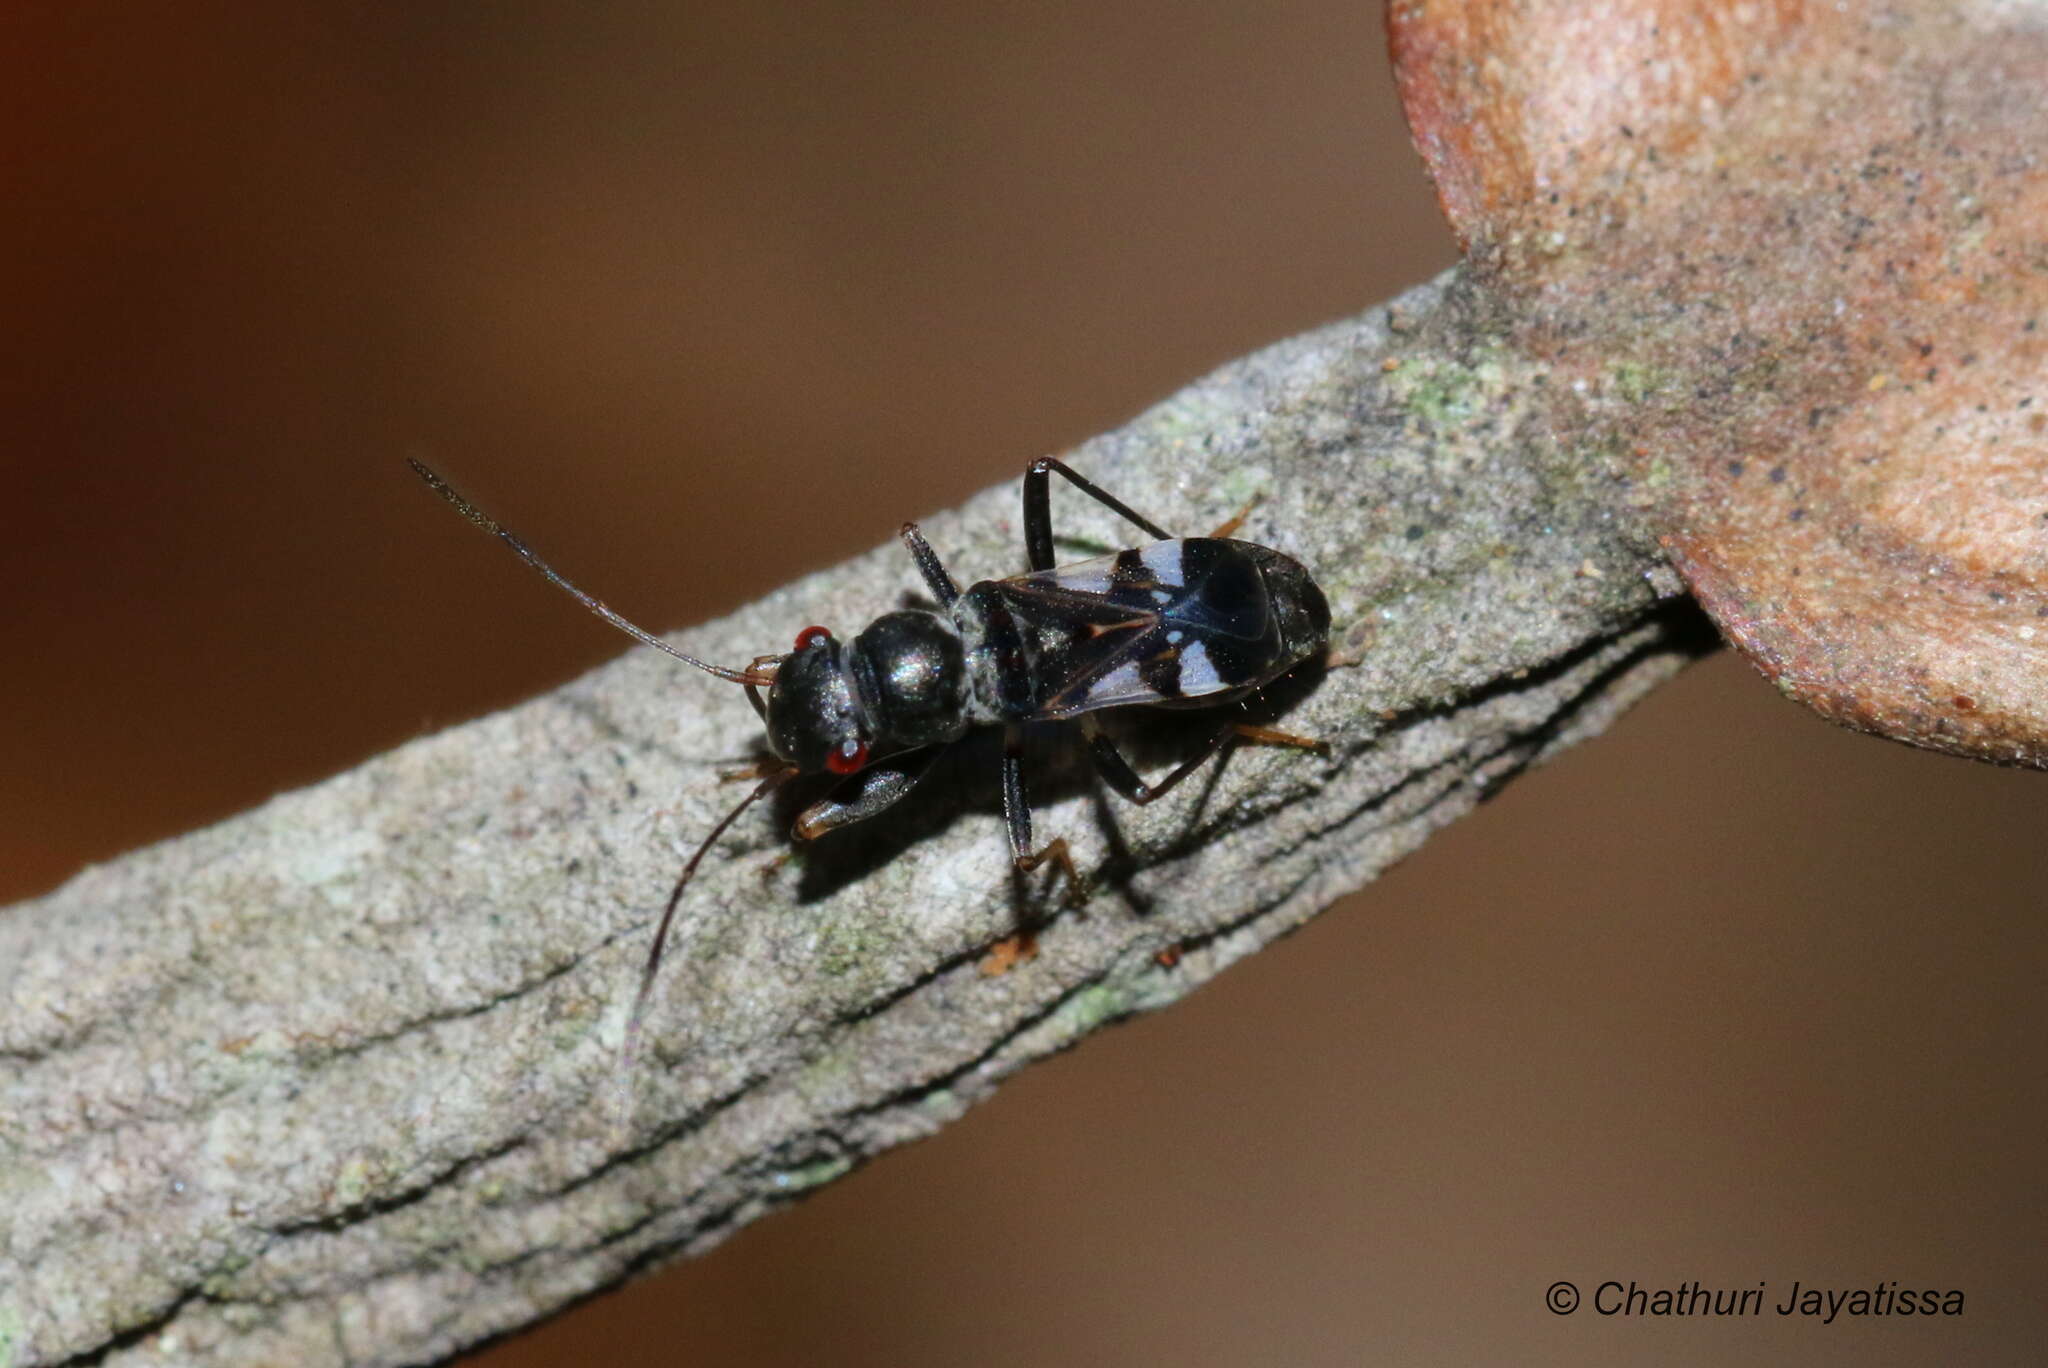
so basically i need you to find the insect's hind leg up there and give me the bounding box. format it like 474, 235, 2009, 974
1082, 717, 1232, 806
1022, 457, 1175, 572
1205, 497, 1259, 541
1002, 723, 1088, 905
1082, 713, 1325, 807
1230, 722, 1327, 753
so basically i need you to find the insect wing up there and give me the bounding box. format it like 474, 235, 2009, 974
999, 540, 1279, 718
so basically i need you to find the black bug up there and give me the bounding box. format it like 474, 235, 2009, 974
411, 457, 1330, 1044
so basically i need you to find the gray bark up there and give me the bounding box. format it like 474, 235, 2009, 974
0, 269, 1711, 1367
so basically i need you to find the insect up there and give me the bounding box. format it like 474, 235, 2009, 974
410, 457, 1329, 1042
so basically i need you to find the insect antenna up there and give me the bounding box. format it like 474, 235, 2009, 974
408, 458, 774, 686
620, 763, 796, 1070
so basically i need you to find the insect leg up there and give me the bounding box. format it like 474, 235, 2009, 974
898, 522, 960, 607
793, 748, 940, 839
1082, 716, 1234, 806
1082, 714, 1326, 807
742, 654, 780, 721
1229, 722, 1327, 752
1003, 724, 1087, 903
1023, 456, 1175, 572
1205, 497, 1258, 541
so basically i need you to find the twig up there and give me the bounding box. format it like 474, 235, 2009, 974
0, 269, 1713, 1367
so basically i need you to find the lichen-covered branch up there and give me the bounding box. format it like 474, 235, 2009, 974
0, 270, 1712, 1367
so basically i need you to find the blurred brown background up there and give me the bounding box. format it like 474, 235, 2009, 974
7, 4, 2044, 1365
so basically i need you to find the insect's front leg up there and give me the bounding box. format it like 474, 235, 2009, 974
1002, 723, 1087, 904
793, 748, 939, 840
1022, 457, 1175, 571
742, 653, 781, 721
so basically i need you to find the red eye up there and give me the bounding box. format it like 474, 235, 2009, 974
825, 739, 869, 774
794, 625, 832, 651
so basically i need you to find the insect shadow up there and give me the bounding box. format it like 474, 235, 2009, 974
1072, 654, 1331, 914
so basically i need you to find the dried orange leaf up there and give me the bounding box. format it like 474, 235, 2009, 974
1393, 0, 2048, 765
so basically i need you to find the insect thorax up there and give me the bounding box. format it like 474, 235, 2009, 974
848, 610, 972, 750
